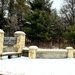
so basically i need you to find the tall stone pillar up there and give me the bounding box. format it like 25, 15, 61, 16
0, 29, 4, 59
14, 31, 26, 53
66, 47, 73, 58
29, 46, 38, 59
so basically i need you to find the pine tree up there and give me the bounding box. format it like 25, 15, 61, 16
24, 0, 53, 41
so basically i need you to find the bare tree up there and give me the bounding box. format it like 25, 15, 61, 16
60, 0, 75, 26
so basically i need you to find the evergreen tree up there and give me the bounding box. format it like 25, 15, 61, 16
0, 0, 7, 29
4, 0, 30, 36
8, 0, 14, 16
24, 0, 53, 41
14, 0, 30, 30
60, 0, 75, 47
63, 26, 75, 45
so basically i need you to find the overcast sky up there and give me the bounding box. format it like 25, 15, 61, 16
51, 0, 63, 13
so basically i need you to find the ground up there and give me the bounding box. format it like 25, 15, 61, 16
0, 56, 75, 75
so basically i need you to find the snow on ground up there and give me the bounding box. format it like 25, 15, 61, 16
0, 56, 75, 75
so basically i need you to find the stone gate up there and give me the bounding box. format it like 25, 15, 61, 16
0, 29, 26, 59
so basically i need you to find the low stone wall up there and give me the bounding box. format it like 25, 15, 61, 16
36, 49, 67, 59
22, 47, 75, 59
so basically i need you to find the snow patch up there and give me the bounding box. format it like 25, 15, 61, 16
0, 57, 75, 75
14, 31, 25, 34
23, 47, 29, 50
0, 29, 4, 33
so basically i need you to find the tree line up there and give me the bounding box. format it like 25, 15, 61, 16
0, 0, 75, 47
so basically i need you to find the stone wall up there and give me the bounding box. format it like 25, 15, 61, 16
22, 47, 75, 59
36, 50, 67, 59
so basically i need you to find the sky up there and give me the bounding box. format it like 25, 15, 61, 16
51, 0, 63, 13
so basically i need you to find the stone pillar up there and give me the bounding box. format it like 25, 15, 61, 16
29, 46, 38, 59
0, 29, 4, 59
66, 47, 73, 58
14, 31, 26, 53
